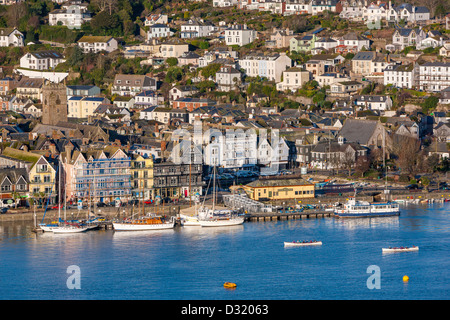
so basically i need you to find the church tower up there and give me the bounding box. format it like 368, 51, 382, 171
41, 81, 67, 126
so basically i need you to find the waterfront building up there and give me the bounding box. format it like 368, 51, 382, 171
153, 161, 204, 200
0, 167, 29, 207
309, 136, 368, 170
73, 147, 132, 204
242, 176, 315, 201
131, 154, 154, 201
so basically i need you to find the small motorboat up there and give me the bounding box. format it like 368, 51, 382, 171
223, 282, 237, 289
284, 240, 322, 247
382, 246, 419, 253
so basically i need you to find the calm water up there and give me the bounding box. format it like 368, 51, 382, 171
1, 203, 449, 300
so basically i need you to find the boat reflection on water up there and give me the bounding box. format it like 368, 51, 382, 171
333, 216, 400, 230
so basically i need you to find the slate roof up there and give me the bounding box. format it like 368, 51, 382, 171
338, 119, 379, 145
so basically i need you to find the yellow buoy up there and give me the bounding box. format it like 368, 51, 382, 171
224, 282, 237, 289
403, 275, 409, 282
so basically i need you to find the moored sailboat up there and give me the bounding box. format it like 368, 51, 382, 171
112, 214, 175, 231
195, 166, 244, 227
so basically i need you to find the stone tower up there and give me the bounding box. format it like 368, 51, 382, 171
41, 82, 67, 126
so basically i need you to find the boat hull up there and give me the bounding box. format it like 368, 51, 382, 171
53, 227, 88, 234
284, 241, 322, 247
335, 211, 400, 218
113, 221, 175, 231
198, 217, 244, 227
382, 247, 419, 253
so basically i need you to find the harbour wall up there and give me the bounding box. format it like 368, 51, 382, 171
1, 191, 448, 223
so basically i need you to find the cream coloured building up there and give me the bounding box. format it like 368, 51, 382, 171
68, 96, 110, 118
276, 67, 311, 92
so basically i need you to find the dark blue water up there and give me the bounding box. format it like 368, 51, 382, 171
1, 203, 449, 300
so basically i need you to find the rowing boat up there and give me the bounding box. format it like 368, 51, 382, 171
284, 241, 322, 247
382, 246, 419, 253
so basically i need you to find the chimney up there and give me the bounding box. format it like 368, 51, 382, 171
49, 143, 57, 155
65, 143, 73, 163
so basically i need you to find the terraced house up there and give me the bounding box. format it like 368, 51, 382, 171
0, 168, 29, 208
131, 154, 154, 201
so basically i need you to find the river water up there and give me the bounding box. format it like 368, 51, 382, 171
0, 203, 449, 300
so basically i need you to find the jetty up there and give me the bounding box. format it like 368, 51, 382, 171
245, 210, 333, 222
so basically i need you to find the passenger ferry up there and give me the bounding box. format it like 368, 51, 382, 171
334, 198, 400, 218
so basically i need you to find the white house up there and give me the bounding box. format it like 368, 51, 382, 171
215, 65, 241, 92
335, 32, 371, 52
314, 37, 338, 51
48, 3, 91, 29
388, 28, 427, 51
180, 19, 214, 39
77, 36, 118, 53
202, 128, 258, 169
418, 62, 450, 92
316, 72, 350, 88
134, 90, 164, 109
0, 28, 24, 47
239, 52, 292, 82
213, 0, 239, 7
112, 74, 158, 96
139, 106, 157, 120
19, 51, 65, 70
147, 24, 172, 40
224, 24, 257, 46
353, 95, 393, 111
384, 63, 416, 89
144, 14, 168, 27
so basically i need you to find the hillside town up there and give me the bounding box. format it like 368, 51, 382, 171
0, 0, 448, 213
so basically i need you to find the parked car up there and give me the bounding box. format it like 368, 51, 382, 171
1, 207, 8, 214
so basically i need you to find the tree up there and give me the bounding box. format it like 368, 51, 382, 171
422, 96, 438, 114
166, 57, 178, 67
200, 63, 221, 79
6, 2, 26, 27
420, 176, 430, 191
66, 46, 84, 67
355, 156, 370, 178
393, 135, 421, 178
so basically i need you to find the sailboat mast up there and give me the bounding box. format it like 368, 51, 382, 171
58, 157, 61, 222
212, 165, 216, 211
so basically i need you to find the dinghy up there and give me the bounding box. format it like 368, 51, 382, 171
382, 246, 419, 253
284, 240, 322, 247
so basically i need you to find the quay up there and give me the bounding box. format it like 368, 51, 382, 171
245, 210, 333, 222
1, 190, 449, 224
